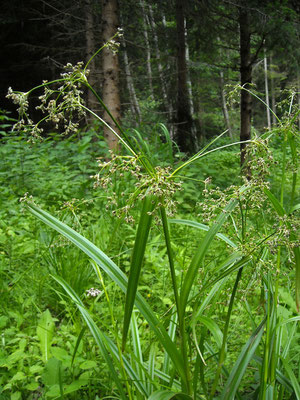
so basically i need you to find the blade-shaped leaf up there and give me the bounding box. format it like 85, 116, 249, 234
179, 197, 239, 319
281, 358, 300, 399
263, 187, 285, 216
131, 311, 146, 389
169, 219, 237, 248
122, 195, 156, 349
220, 319, 265, 400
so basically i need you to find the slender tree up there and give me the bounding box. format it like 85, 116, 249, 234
175, 0, 196, 153
239, 1, 252, 169
101, 0, 121, 151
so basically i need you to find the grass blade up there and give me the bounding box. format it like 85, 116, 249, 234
122, 195, 156, 349
131, 311, 146, 390
219, 319, 265, 400
71, 326, 86, 367
263, 187, 286, 216
281, 358, 300, 400
179, 197, 239, 318
147, 343, 156, 394
169, 219, 237, 248
163, 312, 178, 377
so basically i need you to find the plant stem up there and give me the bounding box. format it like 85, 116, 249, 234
160, 205, 192, 394
210, 267, 244, 398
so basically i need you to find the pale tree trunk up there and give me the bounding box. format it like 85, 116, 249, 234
139, 0, 154, 100
270, 54, 277, 126
101, 0, 121, 151
239, 2, 252, 171
220, 70, 233, 138
175, 0, 196, 153
85, 0, 99, 121
122, 35, 141, 125
148, 3, 173, 120
184, 17, 194, 117
264, 47, 271, 129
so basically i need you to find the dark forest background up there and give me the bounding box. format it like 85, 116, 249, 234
1, 0, 299, 153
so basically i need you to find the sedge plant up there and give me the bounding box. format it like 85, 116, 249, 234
7, 36, 300, 399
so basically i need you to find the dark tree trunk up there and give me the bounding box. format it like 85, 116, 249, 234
175, 0, 195, 154
85, 0, 99, 122
239, 2, 252, 170
101, 0, 121, 152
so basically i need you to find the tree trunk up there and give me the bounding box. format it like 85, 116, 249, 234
101, 0, 121, 152
220, 70, 233, 138
175, 0, 195, 153
270, 54, 277, 126
239, 2, 252, 170
184, 17, 194, 117
85, 0, 99, 122
139, 0, 154, 100
122, 35, 141, 125
264, 47, 271, 129
148, 3, 173, 120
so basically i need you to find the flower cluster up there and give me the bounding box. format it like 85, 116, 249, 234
6, 87, 29, 115
7, 62, 88, 138
86, 288, 102, 297
106, 28, 124, 55
92, 152, 182, 223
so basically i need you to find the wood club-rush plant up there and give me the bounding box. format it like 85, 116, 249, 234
8, 38, 300, 399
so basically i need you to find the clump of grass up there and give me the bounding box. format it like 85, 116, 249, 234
7, 43, 300, 399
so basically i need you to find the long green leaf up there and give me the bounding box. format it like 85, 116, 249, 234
293, 246, 300, 312
263, 187, 286, 217
169, 219, 237, 248
163, 312, 178, 377
71, 327, 86, 367
131, 311, 147, 390
102, 333, 149, 397
220, 319, 265, 400
179, 197, 239, 319
193, 315, 223, 349
26, 204, 186, 383
281, 358, 300, 400
253, 355, 293, 393
123, 195, 156, 349
148, 343, 156, 394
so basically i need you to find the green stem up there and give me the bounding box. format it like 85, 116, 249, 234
160, 205, 192, 394
210, 267, 244, 398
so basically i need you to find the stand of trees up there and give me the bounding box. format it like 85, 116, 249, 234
1, 0, 299, 156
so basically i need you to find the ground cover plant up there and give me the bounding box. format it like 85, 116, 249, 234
1, 43, 299, 399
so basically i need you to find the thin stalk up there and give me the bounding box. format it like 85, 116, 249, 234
160, 205, 191, 394
82, 82, 155, 177
239, 85, 281, 124
170, 139, 253, 178
84, 31, 120, 73
160, 206, 180, 315
210, 267, 244, 398
260, 278, 271, 400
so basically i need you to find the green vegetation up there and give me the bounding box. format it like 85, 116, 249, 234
1, 68, 299, 399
